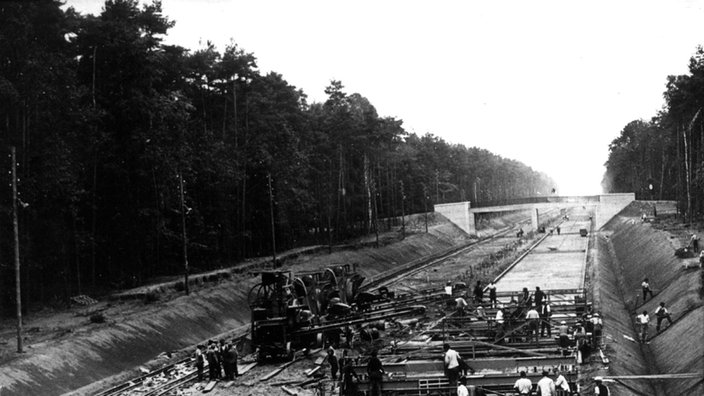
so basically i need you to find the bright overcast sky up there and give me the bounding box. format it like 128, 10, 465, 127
65, 0, 704, 196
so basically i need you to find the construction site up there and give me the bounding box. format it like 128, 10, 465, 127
1, 194, 703, 396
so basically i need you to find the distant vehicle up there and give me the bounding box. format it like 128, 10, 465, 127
579, 228, 588, 237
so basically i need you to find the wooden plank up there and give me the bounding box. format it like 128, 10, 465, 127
259, 357, 302, 382
281, 385, 298, 395
202, 380, 217, 393
298, 377, 322, 387
604, 373, 702, 380
238, 362, 257, 375
305, 366, 321, 377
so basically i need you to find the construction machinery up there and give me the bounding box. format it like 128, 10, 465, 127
249, 267, 425, 361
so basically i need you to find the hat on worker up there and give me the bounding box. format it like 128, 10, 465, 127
594, 313, 600, 317
560, 320, 567, 324
594, 376, 603, 382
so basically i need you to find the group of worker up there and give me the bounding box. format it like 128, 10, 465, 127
512, 370, 610, 395
636, 301, 674, 343
638, 277, 675, 342
446, 341, 606, 395
512, 370, 573, 395
193, 339, 239, 382
324, 347, 384, 396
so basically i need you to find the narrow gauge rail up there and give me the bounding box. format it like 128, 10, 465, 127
97, 210, 565, 396
350, 211, 594, 395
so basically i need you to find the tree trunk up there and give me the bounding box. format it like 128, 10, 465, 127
364, 153, 372, 233
659, 144, 667, 201
12, 147, 23, 353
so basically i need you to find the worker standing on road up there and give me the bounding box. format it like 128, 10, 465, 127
194, 345, 205, 382
641, 278, 654, 302
519, 287, 532, 308
366, 349, 384, 396
594, 377, 610, 395
206, 342, 221, 380
554, 368, 571, 395
540, 300, 552, 337
473, 280, 484, 304
443, 343, 462, 387
495, 307, 506, 343
537, 370, 556, 396
339, 355, 359, 396
513, 371, 533, 395
654, 302, 673, 332
558, 321, 570, 350
218, 339, 227, 378
526, 305, 540, 342
636, 310, 650, 343
455, 293, 468, 316
326, 347, 339, 380
487, 281, 497, 308
534, 286, 545, 307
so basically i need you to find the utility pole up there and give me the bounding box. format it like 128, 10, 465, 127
399, 180, 405, 239
268, 173, 277, 266
178, 172, 189, 295
11, 147, 22, 353
424, 190, 429, 233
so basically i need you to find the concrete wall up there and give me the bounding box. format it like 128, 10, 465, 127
434, 193, 635, 237
596, 193, 635, 230
434, 201, 473, 234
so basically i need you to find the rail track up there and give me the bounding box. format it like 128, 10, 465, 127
97, 209, 567, 396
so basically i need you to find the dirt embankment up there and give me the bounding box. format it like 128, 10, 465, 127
596, 202, 704, 396
0, 213, 475, 396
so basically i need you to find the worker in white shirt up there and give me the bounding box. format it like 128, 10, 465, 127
554, 368, 571, 394
495, 307, 506, 343
536, 370, 556, 396
526, 305, 540, 341
443, 343, 461, 387
455, 294, 468, 316
513, 371, 533, 395
636, 310, 650, 343
456, 376, 469, 396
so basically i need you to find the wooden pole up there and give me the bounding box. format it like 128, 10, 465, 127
399, 180, 405, 239
178, 172, 189, 295
12, 147, 23, 353
268, 173, 277, 266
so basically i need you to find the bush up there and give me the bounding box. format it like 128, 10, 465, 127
174, 281, 185, 292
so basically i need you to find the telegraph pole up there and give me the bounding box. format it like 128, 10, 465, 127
399, 180, 405, 239
178, 172, 189, 295
268, 173, 277, 266
11, 147, 22, 353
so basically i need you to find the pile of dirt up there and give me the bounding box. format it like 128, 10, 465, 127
596, 202, 704, 395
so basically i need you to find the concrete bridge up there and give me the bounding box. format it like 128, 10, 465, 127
434, 193, 635, 236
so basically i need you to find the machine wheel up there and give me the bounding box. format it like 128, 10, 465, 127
248, 282, 278, 308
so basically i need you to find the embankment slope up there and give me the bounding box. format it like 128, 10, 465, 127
600, 204, 704, 396
1, 215, 471, 396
